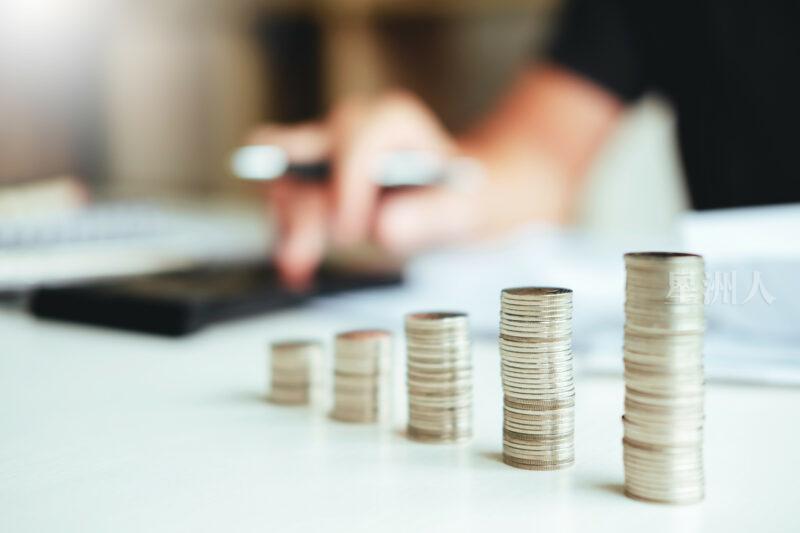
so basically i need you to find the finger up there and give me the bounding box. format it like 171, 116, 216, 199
247, 122, 331, 163
248, 122, 332, 286
329, 93, 454, 247
373, 186, 480, 256
269, 180, 329, 289
327, 99, 379, 247
330, 136, 381, 247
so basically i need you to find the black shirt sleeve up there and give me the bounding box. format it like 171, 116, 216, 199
548, 0, 647, 103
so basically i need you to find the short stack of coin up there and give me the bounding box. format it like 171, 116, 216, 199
269, 340, 322, 405
405, 312, 473, 443
623, 252, 705, 504
499, 287, 575, 470
330, 330, 392, 423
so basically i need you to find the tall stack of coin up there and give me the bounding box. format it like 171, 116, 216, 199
405, 312, 472, 443
623, 252, 705, 504
269, 340, 322, 405
330, 330, 392, 423
499, 287, 575, 470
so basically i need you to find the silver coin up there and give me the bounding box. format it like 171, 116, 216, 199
623, 361, 704, 375
503, 409, 575, 421
501, 286, 572, 298
504, 414, 575, 426
502, 456, 574, 471
409, 411, 472, 422
500, 326, 573, 338
500, 299, 572, 309
623, 442, 704, 460
504, 381, 575, 392
623, 431, 703, 448
407, 425, 472, 442
406, 344, 471, 355
501, 367, 574, 379
500, 318, 573, 329
625, 379, 705, 395
503, 420, 575, 432
406, 372, 472, 383
409, 409, 472, 420
330, 412, 377, 423
270, 390, 309, 405
407, 389, 472, 400
407, 376, 472, 388
500, 363, 574, 375
504, 426, 574, 439
502, 448, 574, 464
504, 409, 574, 422
500, 314, 572, 325
499, 334, 572, 346
622, 450, 704, 466
503, 448, 575, 462
624, 482, 705, 499
504, 392, 576, 403
502, 444, 575, 457
624, 412, 705, 429
504, 429, 575, 441
502, 383, 575, 396
500, 318, 572, 329
504, 397, 575, 410
504, 413, 575, 425
623, 458, 704, 476
405, 311, 469, 327
500, 309, 572, 319
499, 342, 573, 354
501, 366, 574, 379
499, 352, 573, 364
503, 385, 575, 397
624, 468, 705, 486
501, 380, 575, 392
624, 461, 704, 479
501, 361, 574, 373
409, 396, 472, 409
501, 352, 573, 363
624, 371, 704, 385
624, 475, 705, 492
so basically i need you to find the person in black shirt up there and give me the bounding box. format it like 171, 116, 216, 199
551, 0, 800, 210
247, 0, 800, 287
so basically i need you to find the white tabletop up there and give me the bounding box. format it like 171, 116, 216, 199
1, 307, 798, 533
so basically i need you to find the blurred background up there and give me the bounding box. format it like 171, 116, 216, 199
0, 0, 685, 232
1, 0, 798, 383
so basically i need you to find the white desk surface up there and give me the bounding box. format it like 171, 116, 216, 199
1, 307, 798, 533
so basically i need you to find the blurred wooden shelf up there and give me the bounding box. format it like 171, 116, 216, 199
255, 0, 559, 17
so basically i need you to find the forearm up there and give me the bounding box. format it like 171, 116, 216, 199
457, 65, 623, 226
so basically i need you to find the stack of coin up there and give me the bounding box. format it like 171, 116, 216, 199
623, 252, 705, 504
405, 312, 473, 443
330, 330, 392, 423
269, 340, 322, 405
499, 287, 575, 470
